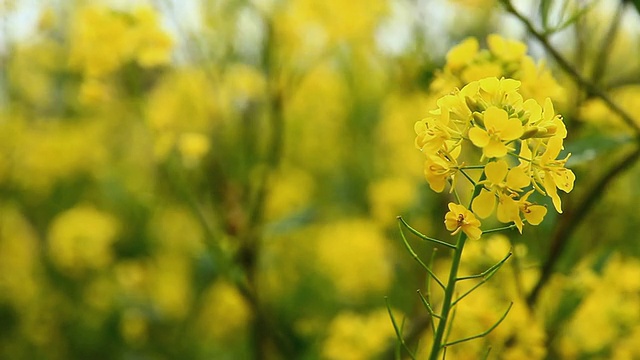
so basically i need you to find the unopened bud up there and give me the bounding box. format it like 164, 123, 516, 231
472, 112, 485, 127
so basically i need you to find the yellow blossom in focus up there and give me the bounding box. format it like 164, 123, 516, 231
444, 203, 482, 240
472, 159, 530, 220
520, 137, 575, 213
469, 106, 524, 158
423, 151, 460, 193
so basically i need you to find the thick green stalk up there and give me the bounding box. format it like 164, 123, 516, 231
428, 231, 467, 360
429, 177, 486, 359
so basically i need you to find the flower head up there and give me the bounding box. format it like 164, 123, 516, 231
469, 106, 524, 158
444, 203, 482, 240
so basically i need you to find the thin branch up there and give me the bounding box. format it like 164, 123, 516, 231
443, 303, 513, 347
482, 224, 517, 234
398, 221, 447, 289
457, 251, 513, 281
386, 297, 418, 360
452, 258, 506, 306
500, 0, 640, 136
418, 289, 442, 319
398, 216, 457, 250
590, 1, 625, 85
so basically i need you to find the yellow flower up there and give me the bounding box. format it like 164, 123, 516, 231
414, 117, 451, 153
423, 151, 460, 193
446, 37, 479, 71
469, 106, 524, 158
520, 137, 575, 213
444, 203, 482, 240
518, 191, 547, 228
487, 34, 527, 63
522, 97, 566, 139
472, 159, 530, 218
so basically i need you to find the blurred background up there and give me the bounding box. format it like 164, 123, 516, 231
1, 0, 640, 359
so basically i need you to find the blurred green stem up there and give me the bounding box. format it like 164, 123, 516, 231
500, 0, 640, 136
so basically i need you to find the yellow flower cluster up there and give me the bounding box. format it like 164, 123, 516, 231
415, 76, 574, 236
68, 5, 173, 78
432, 34, 565, 106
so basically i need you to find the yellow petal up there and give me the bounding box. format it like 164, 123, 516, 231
500, 118, 524, 141
472, 189, 496, 218
497, 194, 518, 223
484, 140, 508, 158
553, 169, 575, 193
506, 167, 530, 190
523, 205, 547, 225
544, 175, 562, 213
463, 225, 483, 240
543, 97, 555, 122
523, 99, 541, 124
469, 127, 490, 147
485, 160, 508, 184
484, 106, 508, 130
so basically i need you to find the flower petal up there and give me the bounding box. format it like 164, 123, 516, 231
506, 167, 530, 190
469, 127, 490, 147
472, 189, 496, 218
484, 139, 508, 158
485, 160, 508, 184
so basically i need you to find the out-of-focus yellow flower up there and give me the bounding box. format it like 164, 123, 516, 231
487, 33, 527, 63
68, 6, 133, 77
13, 120, 108, 193
149, 254, 192, 320
556, 254, 640, 357
0, 206, 41, 304
433, 35, 565, 106
264, 167, 315, 222
177, 132, 211, 167
315, 220, 393, 300
120, 309, 148, 346
146, 68, 217, 160
130, 7, 173, 68
444, 202, 482, 240
68, 5, 173, 77
47, 205, 120, 276
368, 177, 417, 225
321, 308, 397, 360
446, 37, 479, 71
196, 280, 252, 342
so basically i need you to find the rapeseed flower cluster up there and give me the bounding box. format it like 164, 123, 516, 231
416, 74, 574, 237
431, 34, 565, 105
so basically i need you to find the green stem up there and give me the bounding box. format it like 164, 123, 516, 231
428, 231, 467, 360
428, 174, 486, 360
